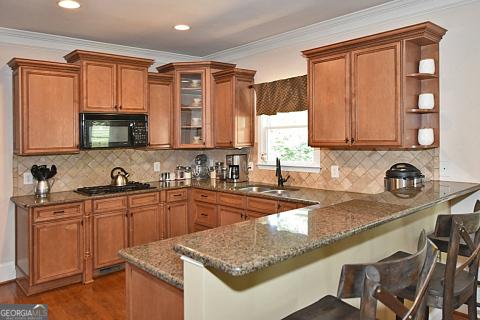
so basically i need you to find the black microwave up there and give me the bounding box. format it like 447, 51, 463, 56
80, 113, 148, 149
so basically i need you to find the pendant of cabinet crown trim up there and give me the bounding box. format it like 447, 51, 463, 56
213, 68, 256, 148
8, 59, 80, 155
64, 50, 153, 114
303, 21, 446, 149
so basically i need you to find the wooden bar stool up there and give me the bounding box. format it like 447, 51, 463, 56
283, 231, 438, 320
381, 212, 480, 320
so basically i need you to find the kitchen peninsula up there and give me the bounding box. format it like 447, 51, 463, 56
118, 180, 480, 320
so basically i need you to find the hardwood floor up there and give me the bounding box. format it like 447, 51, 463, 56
0, 272, 125, 320
0, 271, 470, 320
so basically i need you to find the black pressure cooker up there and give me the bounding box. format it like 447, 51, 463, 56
384, 163, 425, 191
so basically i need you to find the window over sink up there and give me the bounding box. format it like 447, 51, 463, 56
258, 110, 320, 172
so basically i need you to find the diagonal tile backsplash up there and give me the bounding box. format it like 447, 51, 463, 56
13, 147, 438, 196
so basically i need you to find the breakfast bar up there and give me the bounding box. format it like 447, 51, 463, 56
119, 181, 480, 320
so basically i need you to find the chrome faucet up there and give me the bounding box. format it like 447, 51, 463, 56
276, 158, 290, 188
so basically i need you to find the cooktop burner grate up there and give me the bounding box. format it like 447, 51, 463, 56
76, 182, 154, 195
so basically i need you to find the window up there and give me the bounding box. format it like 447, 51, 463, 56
258, 110, 320, 172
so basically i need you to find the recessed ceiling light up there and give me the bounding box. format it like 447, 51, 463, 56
58, 0, 81, 9
174, 24, 190, 31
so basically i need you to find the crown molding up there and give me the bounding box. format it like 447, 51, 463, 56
0, 27, 199, 63
203, 0, 477, 61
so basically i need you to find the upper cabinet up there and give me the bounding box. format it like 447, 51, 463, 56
64, 50, 153, 114
156, 61, 236, 149
8, 59, 80, 155
213, 68, 256, 148
303, 22, 446, 149
148, 73, 174, 149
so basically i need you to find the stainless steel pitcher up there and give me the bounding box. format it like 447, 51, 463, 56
34, 179, 54, 198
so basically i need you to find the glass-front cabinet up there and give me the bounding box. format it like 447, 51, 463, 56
179, 71, 205, 147
156, 61, 236, 149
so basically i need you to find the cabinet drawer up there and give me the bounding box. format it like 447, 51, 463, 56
246, 197, 278, 214
217, 192, 245, 208
246, 210, 269, 220
193, 224, 211, 232
192, 189, 217, 204
194, 202, 217, 228
278, 201, 298, 213
93, 196, 127, 213
33, 202, 83, 223
166, 189, 188, 202
128, 192, 160, 208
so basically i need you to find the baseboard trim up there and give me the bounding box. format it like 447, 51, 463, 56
0, 261, 16, 283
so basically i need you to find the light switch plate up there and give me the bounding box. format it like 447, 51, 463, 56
23, 172, 33, 185
154, 162, 161, 172
331, 165, 340, 178
248, 162, 254, 172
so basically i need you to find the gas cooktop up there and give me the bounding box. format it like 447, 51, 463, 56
76, 182, 154, 196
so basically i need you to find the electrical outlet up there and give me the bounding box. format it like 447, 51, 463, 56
248, 162, 254, 172
331, 165, 340, 178
440, 161, 449, 177
23, 172, 33, 185
153, 162, 161, 172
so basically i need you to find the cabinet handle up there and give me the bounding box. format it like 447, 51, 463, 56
119, 105, 123, 110
114, 105, 118, 110
200, 213, 208, 217
173, 194, 182, 197
351, 137, 355, 144
80, 220, 84, 226
200, 194, 208, 198
53, 210, 65, 215
345, 138, 350, 143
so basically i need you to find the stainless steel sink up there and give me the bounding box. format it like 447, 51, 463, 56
237, 186, 274, 193
261, 189, 290, 196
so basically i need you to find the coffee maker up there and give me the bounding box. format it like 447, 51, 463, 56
226, 154, 248, 183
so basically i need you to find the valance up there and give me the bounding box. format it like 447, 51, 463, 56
254, 75, 307, 116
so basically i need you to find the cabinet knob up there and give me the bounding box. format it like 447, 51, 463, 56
351, 137, 356, 144
345, 138, 349, 143
119, 105, 123, 110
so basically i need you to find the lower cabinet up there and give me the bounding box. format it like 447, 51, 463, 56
33, 217, 84, 284
93, 210, 128, 269
166, 201, 188, 238
129, 205, 162, 246
219, 206, 244, 226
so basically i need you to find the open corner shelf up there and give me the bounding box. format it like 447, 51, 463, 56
406, 73, 438, 80
406, 108, 439, 114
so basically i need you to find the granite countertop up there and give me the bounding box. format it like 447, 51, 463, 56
10, 179, 361, 208
172, 181, 480, 277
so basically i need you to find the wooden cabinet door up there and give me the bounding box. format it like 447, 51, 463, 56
235, 75, 255, 147
277, 201, 297, 213
93, 210, 128, 269
33, 218, 83, 284
166, 202, 188, 238
129, 205, 160, 246
218, 206, 244, 226
308, 53, 351, 147
21, 68, 79, 154
351, 42, 401, 146
81, 61, 116, 112
148, 76, 173, 148
214, 76, 234, 147
117, 64, 148, 113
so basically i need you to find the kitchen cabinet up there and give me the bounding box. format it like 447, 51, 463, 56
278, 201, 298, 213
148, 73, 174, 149
33, 218, 84, 284
15, 202, 85, 296
219, 206, 244, 226
302, 22, 446, 149
166, 201, 188, 237
93, 210, 128, 269
8, 59, 80, 155
156, 61, 236, 148
64, 50, 153, 114
129, 205, 161, 246
213, 68, 256, 148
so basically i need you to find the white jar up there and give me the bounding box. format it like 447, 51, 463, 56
418, 93, 435, 109
419, 59, 435, 74
418, 128, 434, 146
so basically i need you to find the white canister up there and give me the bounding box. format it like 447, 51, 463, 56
418, 93, 435, 109
418, 128, 434, 146
419, 59, 435, 74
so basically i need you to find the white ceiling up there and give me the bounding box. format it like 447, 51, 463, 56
0, 0, 393, 56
